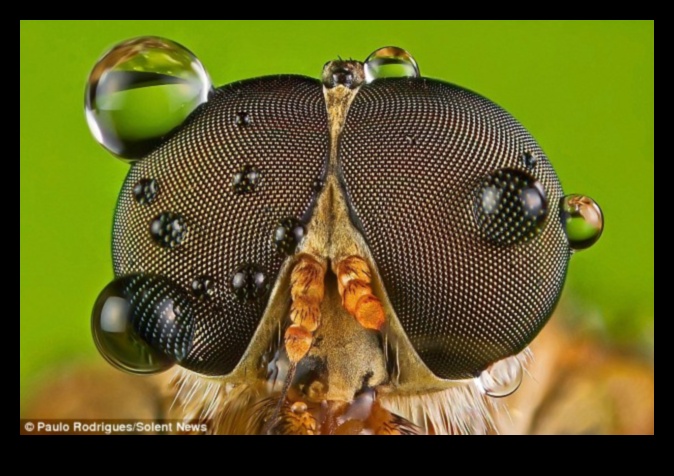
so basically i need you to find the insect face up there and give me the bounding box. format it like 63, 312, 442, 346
87, 39, 603, 434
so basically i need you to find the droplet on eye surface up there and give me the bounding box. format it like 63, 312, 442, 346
272, 217, 306, 255
231, 165, 261, 194
91, 276, 181, 374
476, 355, 523, 398
364, 46, 420, 83
85, 36, 211, 161
560, 194, 604, 250
230, 264, 270, 301
235, 111, 251, 126
474, 168, 548, 245
150, 212, 187, 248
191, 276, 215, 300
132, 178, 159, 205
522, 151, 537, 169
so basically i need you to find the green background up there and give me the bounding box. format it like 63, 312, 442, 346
20, 21, 654, 402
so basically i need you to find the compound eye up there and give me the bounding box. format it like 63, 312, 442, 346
85, 36, 212, 161
91, 275, 195, 374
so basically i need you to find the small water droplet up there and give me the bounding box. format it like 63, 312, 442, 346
133, 178, 159, 205
522, 151, 537, 169
235, 111, 250, 126
560, 194, 604, 250
85, 36, 212, 161
150, 212, 187, 248
476, 355, 523, 398
191, 276, 215, 300
230, 263, 270, 301
364, 46, 420, 84
474, 169, 548, 245
232, 165, 261, 194
291, 401, 308, 414
91, 275, 195, 374
272, 217, 306, 255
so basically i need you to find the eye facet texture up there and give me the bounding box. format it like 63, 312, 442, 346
112, 76, 328, 375
339, 78, 569, 379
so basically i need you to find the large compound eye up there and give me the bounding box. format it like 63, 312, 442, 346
106, 72, 328, 376
340, 76, 573, 380
85, 36, 212, 161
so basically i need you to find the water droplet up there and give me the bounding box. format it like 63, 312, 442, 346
364, 46, 420, 83
476, 355, 523, 398
474, 169, 548, 245
232, 165, 261, 194
291, 401, 308, 414
230, 264, 270, 301
150, 212, 187, 248
132, 178, 159, 205
91, 275, 195, 374
85, 36, 212, 161
560, 194, 604, 250
272, 217, 305, 255
235, 111, 250, 126
522, 151, 537, 169
191, 276, 215, 300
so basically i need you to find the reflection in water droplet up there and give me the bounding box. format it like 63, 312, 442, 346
522, 151, 537, 169
91, 275, 195, 374
364, 46, 420, 83
272, 217, 306, 255
477, 355, 523, 398
235, 111, 251, 126
474, 169, 548, 245
85, 36, 212, 161
150, 212, 187, 248
191, 276, 215, 300
560, 194, 604, 250
231, 263, 270, 301
133, 178, 159, 204
232, 165, 261, 194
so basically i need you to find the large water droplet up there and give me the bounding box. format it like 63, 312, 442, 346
85, 36, 211, 161
232, 165, 261, 194
231, 264, 270, 301
150, 212, 187, 248
560, 194, 604, 250
272, 217, 305, 255
474, 168, 548, 245
91, 275, 195, 374
364, 46, 420, 83
476, 355, 523, 398
133, 178, 159, 205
